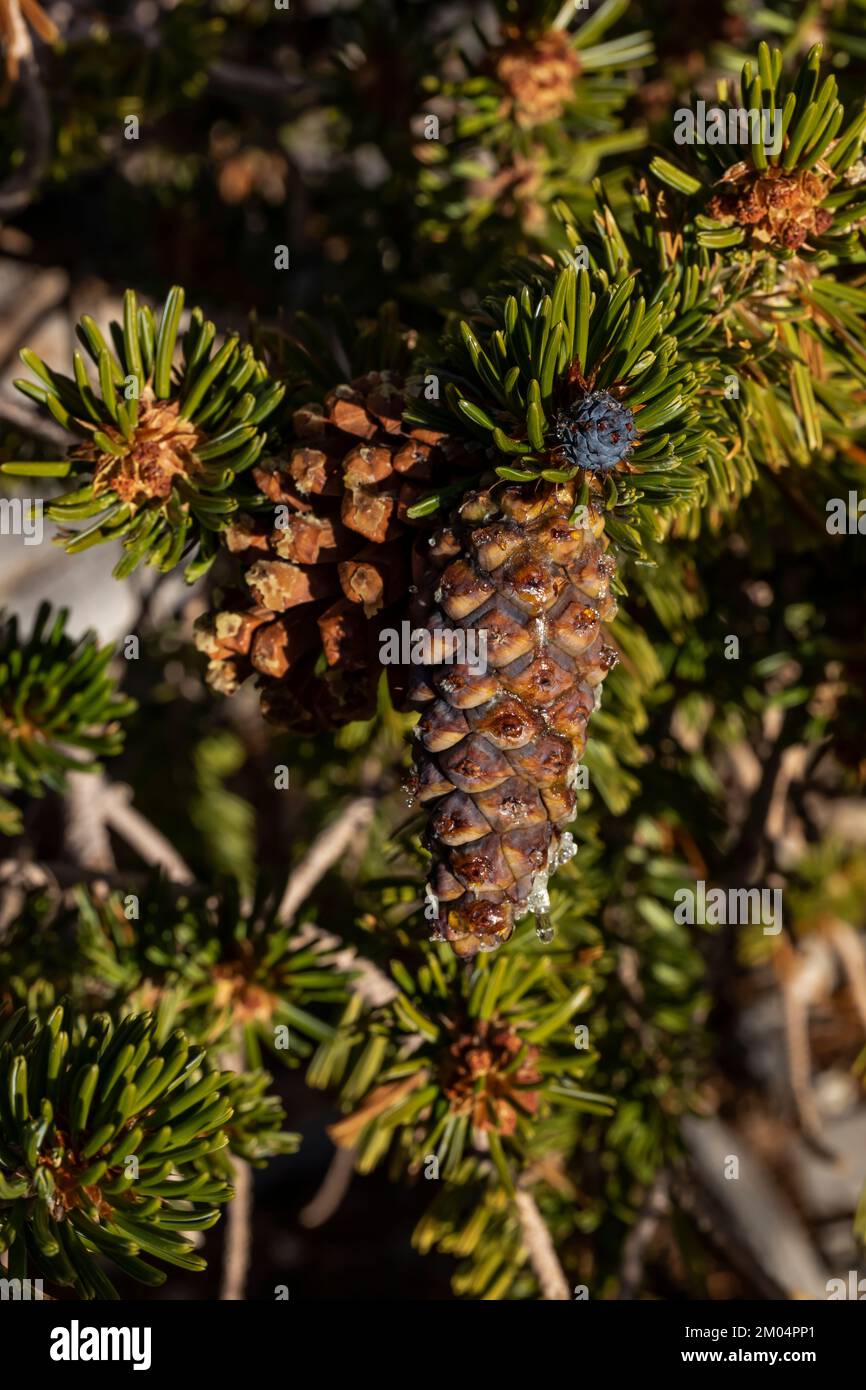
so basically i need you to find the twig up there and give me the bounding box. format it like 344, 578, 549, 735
777, 933, 836, 1151
299, 1145, 357, 1229
514, 1185, 570, 1301
0, 267, 68, 370
57, 772, 194, 882
0, 0, 32, 79
220, 1043, 253, 1301
670, 1167, 786, 1300
277, 795, 376, 924
767, 467, 839, 538
0, 397, 69, 447
824, 919, 866, 1034
0, 856, 399, 1010
726, 713, 791, 883
0, 856, 192, 896
294, 921, 397, 1009
221, 1151, 253, 1300
0, 56, 51, 216
207, 60, 313, 105
98, 782, 194, 884
64, 771, 115, 872
617, 1172, 669, 1300
680, 1117, 831, 1298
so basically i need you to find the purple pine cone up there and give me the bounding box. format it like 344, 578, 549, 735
554, 390, 638, 474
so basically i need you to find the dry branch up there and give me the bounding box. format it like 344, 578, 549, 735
514, 1186, 570, 1302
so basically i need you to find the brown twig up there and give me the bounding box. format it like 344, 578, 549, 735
0, 0, 32, 79
679, 1117, 831, 1298
0, 268, 68, 371
617, 943, 669, 1071
726, 710, 792, 883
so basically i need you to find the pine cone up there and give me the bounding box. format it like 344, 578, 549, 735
706, 165, 833, 252
492, 27, 583, 130
195, 369, 467, 729
441, 1018, 541, 1136
407, 479, 618, 958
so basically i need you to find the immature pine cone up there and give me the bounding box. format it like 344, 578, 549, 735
441, 1018, 541, 1135
408, 479, 618, 958
707, 164, 833, 251
493, 27, 582, 128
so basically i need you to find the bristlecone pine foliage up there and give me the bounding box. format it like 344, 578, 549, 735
6, 8, 866, 1304
309, 941, 605, 1187
650, 42, 866, 257
0, 1005, 235, 1298
0, 877, 350, 1071
0, 602, 135, 835
415, 0, 653, 250
2, 288, 285, 581
195, 308, 471, 729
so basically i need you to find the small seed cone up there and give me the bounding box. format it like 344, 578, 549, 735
706, 164, 833, 251
407, 479, 618, 958
81, 394, 204, 507
492, 26, 583, 129
196, 369, 467, 729
441, 1018, 541, 1136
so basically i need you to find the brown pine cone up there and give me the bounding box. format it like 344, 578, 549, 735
441, 1018, 541, 1136
492, 26, 583, 130
195, 369, 467, 729
407, 479, 618, 958
706, 164, 833, 252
